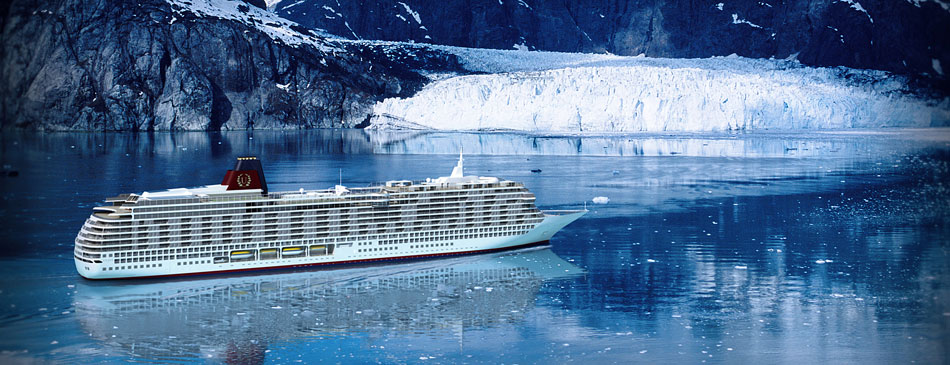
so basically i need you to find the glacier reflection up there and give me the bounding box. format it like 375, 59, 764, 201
364, 129, 949, 158
72, 248, 583, 362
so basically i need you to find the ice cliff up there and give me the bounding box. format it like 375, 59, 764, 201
371, 52, 950, 132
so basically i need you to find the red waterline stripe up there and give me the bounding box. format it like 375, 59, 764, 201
82, 240, 551, 281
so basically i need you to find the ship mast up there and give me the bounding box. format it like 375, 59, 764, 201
450, 148, 464, 178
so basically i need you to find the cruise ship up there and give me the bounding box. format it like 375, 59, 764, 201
74, 154, 586, 279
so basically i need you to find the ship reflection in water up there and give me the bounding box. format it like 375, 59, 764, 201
73, 248, 583, 363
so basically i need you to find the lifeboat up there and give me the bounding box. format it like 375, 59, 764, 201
259, 248, 278, 260
230, 250, 254, 260
213, 257, 229, 264
281, 247, 304, 256
309, 245, 327, 256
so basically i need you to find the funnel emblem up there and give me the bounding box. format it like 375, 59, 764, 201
236, 173, 252, 187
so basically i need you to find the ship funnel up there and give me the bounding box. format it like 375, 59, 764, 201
222, 157, 268, 194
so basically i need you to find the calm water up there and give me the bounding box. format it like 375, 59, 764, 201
0, 129, 948, 363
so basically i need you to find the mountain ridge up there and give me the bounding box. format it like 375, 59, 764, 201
0, 0, 462, 131
274, 0, 950, 80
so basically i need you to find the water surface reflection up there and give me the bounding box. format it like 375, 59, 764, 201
73, 248, 583, 362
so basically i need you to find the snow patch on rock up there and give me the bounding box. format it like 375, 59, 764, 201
838, 0, 873, 23
732, 14, 763, 28
398, 2, 422, 23
167, 0, 337, 52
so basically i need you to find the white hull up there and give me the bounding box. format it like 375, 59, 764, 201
75, 211, 585, 279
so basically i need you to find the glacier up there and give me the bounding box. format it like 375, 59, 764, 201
371, 51, 950, 132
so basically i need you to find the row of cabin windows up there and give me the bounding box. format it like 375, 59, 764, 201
410, 242, 455, 249
90, 224, 535, 262
82, 214, 540, 244
82, 222, 538, 254
103, 263, 162, 271
128, 194, 534, 220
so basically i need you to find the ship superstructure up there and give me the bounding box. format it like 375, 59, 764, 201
74, 154, 585, 279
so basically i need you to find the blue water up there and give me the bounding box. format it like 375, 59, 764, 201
0, 130, 948, 363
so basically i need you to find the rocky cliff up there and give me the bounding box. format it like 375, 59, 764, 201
276, 0, 950, 80
0, 0, 461, 130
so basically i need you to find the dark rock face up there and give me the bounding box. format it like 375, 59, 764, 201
0, 0, 461, 130
277, 0, 950, 79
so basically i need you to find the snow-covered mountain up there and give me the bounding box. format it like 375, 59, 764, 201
273, 0, 950, 80
371, 51, 949, 131
0, 0, 462, 130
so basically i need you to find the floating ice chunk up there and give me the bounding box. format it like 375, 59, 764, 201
592, 196, 609, 204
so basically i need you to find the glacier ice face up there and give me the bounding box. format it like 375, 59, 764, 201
371, 52, 950, 132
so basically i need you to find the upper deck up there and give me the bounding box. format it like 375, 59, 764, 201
89, 153, 531, 222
